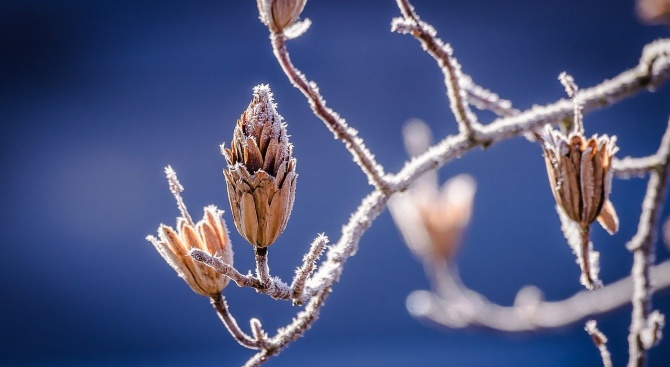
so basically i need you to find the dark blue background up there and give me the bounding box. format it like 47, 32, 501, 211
2, 0, 670, 366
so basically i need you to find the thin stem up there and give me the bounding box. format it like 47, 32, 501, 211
269, 33, 390, 192
210, 293, 259, 349
585, 320, 613, 367
460, 75, 520, 117
190, 249, 292, 300
255, 247, 272, 287
291, 234, 328, 304
243, 287, 331, 367
579, 224, 598, 290
392, 0, 480, 137
627, 120, 670, 367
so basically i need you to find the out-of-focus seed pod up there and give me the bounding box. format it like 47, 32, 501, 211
637, 0, 670, 25
147, 166, 233, 297
222, 85, 297, 248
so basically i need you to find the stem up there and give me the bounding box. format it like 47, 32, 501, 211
269, 33, 390, 192
255, 247, 271, 287
627, 121, 670, 366
210, 294, 259, 349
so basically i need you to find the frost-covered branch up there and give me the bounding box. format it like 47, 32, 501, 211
627, 119, 670, 367
268, 33, 390, 192
392, 0, 480, 136
586, 320, 614, 367
191, 249, 293, 301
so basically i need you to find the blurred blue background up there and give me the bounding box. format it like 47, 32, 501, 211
2, 0, 670, 366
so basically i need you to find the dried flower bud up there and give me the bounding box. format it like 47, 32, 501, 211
147, 167, 234, 297
222, 85, 297, 248
541, 126, 619, 234
257, 0, 306, 33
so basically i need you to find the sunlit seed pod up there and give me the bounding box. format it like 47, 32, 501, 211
222, 85, 297, 248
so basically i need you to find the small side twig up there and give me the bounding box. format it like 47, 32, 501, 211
585, 320, 613, 367
210, 293, 259, 350
190, 249, 292, 300
254, 247, 272, 287
290, 234, 328, 304
243, 288, 331, 367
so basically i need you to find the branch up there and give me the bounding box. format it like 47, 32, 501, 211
392, 0, 480, 136
627, 119, 670, 367
290, 234, 328, 304
388, 39, 670, 192
210, 293, 259, 349
243, 288, 330, 367
269, 33, 390, 192
585, 320, 613, 367
406, 259, 670, 332
190, 249, 293, 301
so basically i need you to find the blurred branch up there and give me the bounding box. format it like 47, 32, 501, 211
406, 260, 670, 332
627, 119, 670, 367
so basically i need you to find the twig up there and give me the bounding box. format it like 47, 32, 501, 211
190, 249, 293, 300
627, 119, 670, 367
585, 320, 613, 367
269, 33, 390, 192
392, 0, 480, 137
406, 259, 670, 332
254, 247, 272, 287
210, 293, 259, 349
460, 75, 520, 117
290, 234, 328, 304
243, 288, 331, 367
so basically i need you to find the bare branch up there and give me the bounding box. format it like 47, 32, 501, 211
243, 288, 330, 367
392, 0, 480, 136
460, 75, 520, 117
406, 259, 670, 332
268, 33, 390, 192
585, 320, 613, 367
210, 294, 259, 349
627, 119, 670, 367
190, 249, 292, 300
254, 247, 272, 287
291, 234, 328, 304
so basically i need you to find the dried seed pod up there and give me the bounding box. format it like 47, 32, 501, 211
222, 85, 297, 248
541, 126, 619, 234
147, 167, 234, 297
257, 0, 306, 33
390, 174, 476, 264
